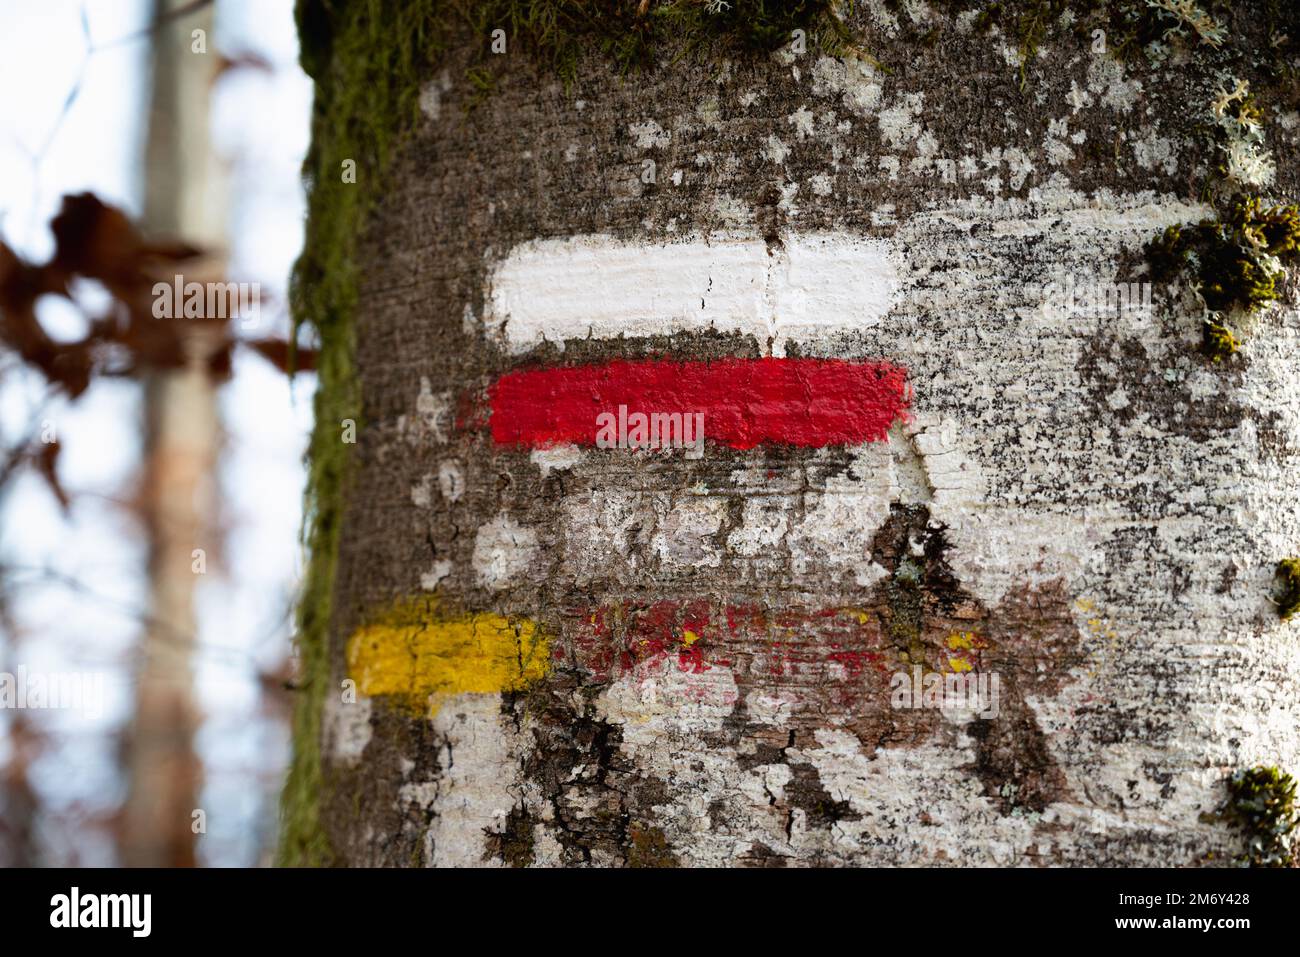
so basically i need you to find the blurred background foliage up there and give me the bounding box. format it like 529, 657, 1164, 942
0, 0, 313, 866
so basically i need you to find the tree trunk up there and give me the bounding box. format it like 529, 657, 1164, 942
283, 4, 1300, 867
121, 0, 226, 868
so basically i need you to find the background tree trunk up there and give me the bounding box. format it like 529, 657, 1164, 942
121, 0, 226, 868
284, 4, 1300, 866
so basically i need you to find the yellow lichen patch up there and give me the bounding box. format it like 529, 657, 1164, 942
346, 601, 548, 714
1075, 596, 1120, 678
946, 631, 977, 651
945, 631, 984, 672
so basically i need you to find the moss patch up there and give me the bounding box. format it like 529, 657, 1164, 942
627, 823, 680, 867
1274, 558, 1300, 621
1199, 319, 1240, 359
1224, 766, 1299, 867
1149, 195, 1300, 360
462, 0, 857, 86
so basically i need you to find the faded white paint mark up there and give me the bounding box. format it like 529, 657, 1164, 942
397, 377, 452, 446
727, 498, 791, 558
559, 489, 653, 585
745, 690, 798, 726
530, 445, 583, 477
410, 473, 435, 508
419, 82, 441, 120
764, 134, 790, 164
878, 93, 924, 148
1087, 53, 1142, 113
1132, 129, 1178, 175
784, 447, 894, 585
472, 513, 540, 590
438, 460, 464, 502
792, 729, 1035, 864
419, 559, 452, 591
711, 194, 752, 227
418, 694, 520, 867
787, 107, 815, 140
696, 97, 722, 130
418, 71, 451, 121
598, 654, 739, 733
811, 56, 884, 115
652, 497, 727, 570
416, 377, 451, 443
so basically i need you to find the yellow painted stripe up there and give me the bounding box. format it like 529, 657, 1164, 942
346, 600, 548, 711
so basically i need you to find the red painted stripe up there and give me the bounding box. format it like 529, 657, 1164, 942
488, 357, 909, 450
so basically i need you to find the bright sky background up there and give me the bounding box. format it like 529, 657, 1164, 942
0, 0, 314, 865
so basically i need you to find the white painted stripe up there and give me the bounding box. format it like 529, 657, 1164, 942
485, 231, 898, 354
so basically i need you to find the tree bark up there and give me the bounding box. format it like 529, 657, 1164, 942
289, 5, 1300, 867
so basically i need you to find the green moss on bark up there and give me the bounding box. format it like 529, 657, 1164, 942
1149, 195, 1300, 359
1225, 766, 1299, 867
278, 0, 445, 866
462, 0, 859, 86
1274, 558, 1300, 621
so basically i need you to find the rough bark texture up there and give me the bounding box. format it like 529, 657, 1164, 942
288, 3, 1300, 867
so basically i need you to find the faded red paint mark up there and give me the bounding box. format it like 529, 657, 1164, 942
487, 357, 910, 450
559, 599, 889, 687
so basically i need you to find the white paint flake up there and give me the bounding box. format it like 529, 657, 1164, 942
410, 473, 434, 508
419, 559, 452, 591
418, 70, 451, 121
438, 460, 464, 502
530, 445, 583, 477
472, 513, 540, 590
416, 377, 451, 442
811, 56, 883, 115
764, 134, 790, 165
